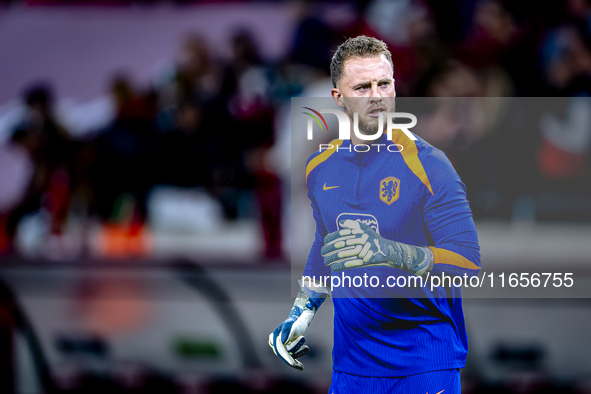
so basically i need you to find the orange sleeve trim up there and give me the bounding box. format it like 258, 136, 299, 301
429, 247, 480, 270
305, 139, 343, 183
390, 130, 434, 195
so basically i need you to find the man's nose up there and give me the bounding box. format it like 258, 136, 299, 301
369, 83, 383, 102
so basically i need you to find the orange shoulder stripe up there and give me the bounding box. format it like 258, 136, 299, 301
305, 139, 343, 183
390, 130, 433, 195
429, 247, 480, 270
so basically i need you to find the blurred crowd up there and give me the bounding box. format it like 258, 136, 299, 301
0, 3, 590, 393
1, 0, 591, 259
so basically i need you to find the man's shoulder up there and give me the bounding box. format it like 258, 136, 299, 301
410, 135, 464, 195
305, 138, 345, 163
392, 130, 443, 159
305, 149, 323, 166
305, 139, 344, 184
411, 133, 439, 154
411, 134, 452, 170
391, 132, 459, 195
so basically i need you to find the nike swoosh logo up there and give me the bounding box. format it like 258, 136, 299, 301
426, 391, 445, 394
323, 183, 340, 190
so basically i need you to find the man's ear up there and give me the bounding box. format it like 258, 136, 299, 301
331, 88, 345, 108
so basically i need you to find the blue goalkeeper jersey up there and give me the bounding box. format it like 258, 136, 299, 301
303, 131, 481, 377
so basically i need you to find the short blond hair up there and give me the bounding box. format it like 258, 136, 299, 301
330, 36, 393, 88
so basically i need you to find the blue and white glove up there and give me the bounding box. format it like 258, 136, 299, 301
322, 219, 433, 276
268, 286, 326, 370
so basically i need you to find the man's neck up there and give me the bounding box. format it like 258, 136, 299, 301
351, 132, 384, 146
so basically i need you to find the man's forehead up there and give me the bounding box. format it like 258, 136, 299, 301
342, 55, 393, 84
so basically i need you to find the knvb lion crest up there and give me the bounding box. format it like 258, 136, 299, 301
380, 176, 400, 205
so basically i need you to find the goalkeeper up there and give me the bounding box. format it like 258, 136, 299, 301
270, 36, 481, 394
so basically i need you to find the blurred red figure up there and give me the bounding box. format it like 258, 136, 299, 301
46, 168, 70, 236
0, 83, 72, 255
249, 148, 282, 259
458, 0, 519, 69
0, 131, 35, 254
538, 26, 591, 181
223, 29, 283, 259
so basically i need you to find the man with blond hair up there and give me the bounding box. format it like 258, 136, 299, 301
270, 36, 481, 393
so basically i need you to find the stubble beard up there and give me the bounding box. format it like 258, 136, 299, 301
344, 100, 395, 136
358, 116, 381, 135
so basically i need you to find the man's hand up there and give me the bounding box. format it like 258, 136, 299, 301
321, 219, 433, 276
268, 285, 326, 370
268, 310, 313, 370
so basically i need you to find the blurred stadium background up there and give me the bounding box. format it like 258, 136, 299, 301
0, 0, 591, 393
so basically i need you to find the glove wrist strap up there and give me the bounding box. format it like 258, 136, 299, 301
385, 241, 433, 277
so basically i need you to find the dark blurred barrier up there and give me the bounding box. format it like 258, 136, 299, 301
172, 260, 262, 369
0, 260, 301, 393
0, 278, 56, 393
2, 259, 591, 392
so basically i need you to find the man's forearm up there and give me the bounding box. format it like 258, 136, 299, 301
322, 219, 433, 276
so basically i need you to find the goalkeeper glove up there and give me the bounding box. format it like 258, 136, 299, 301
321, 219, 433, 276
268, 284, 326, 370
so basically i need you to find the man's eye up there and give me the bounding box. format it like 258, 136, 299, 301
357, 86, 370, 91
379, 82, 390, 87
